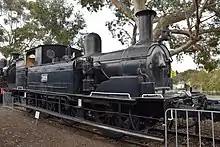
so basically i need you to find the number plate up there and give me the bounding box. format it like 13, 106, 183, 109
41, 74, 48, 82
35, 111, 40, 119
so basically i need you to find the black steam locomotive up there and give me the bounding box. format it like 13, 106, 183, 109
4, 9, 220, 140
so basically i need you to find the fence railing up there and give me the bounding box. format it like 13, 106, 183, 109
2, 92, 13, 107
165, 108, 220, 147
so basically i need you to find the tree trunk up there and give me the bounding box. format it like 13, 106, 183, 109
133, 0, 147, 14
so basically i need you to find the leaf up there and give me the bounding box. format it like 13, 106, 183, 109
0, 0, 86, 57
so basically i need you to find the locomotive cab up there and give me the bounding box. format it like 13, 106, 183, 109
25, 49, 36, 67
25, 44, 83, 93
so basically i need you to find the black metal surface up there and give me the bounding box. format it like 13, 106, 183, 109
135, 9, 156, 44
6, 63, 16, 88
91, 43, 172, 89
95, 76, 142, 97
84, 33, 102, 57
30, 44, 82, 65
27, 61, 82, 93
16, 58, 26, 88
0, 58, 7, 68
11, 88, 136, 102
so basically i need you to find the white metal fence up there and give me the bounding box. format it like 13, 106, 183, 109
2, 92, 13, 107
165, 108, 220, 147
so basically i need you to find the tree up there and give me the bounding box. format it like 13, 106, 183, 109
173, 69, 220, 91
79, 0, 220, 71
0, 0, 86, 57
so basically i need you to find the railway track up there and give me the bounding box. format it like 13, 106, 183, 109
151, 127, 216, 141
6, 106, 154, 147
5, 105, 220, 147
52, 117, 152, 147
151, 126, 220, 146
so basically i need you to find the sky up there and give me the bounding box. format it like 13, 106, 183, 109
0, 0, 198, 72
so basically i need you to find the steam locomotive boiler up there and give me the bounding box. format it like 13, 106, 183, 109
82, 10, 172, 96
8, 9, 220, 140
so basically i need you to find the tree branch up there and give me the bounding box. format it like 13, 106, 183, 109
200, 14, 215, 23
111, 0, 159, 23
170, 29, 190, 36
120, 27, 132, 40
153, 0, 201, 40
111, 0, 134, 21
171, 27, 220, 37
183, 0, 193, 39
194, 0, 200, 38
170, 39, 198, 56
208, 7, 220, 17
170, 26, 220, 56
205, 1, 220, 16
199, 0, 209, 18
133, 0, 147, 14
199, 27, 220, 34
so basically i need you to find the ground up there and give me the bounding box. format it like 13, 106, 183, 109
0, 106, 140, 147
2, 105, 219, 147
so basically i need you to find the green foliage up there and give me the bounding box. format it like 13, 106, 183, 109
28, 0, 86, 44
78, 0, 190, 46
105, 9, 135, 46
78, 0, 220, 71
79, 0, 108, 12
80, 0, 135, 46
173, 69, 220, 91
0, 0, 86, 57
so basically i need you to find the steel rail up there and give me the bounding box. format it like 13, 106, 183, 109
9, 105, 151, 147
13, 102, 164, 142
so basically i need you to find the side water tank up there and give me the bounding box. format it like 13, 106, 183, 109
84, 33, 102, 57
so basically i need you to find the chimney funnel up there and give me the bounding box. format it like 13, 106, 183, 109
135, 9, 156, 44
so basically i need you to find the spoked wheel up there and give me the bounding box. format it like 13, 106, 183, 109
48, 101, 56, 112
37, 95, 50, 118
62, 106, 77, 125
60, 98, 77, 125
128, 109, 141, 131
94, 105, 131, 139
143, 118, 159, 133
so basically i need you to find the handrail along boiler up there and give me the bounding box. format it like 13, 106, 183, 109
6, 9, 220, 139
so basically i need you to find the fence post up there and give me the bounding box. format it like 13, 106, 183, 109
2, 92, 13, 107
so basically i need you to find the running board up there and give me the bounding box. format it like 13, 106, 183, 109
13, 103, 164, 142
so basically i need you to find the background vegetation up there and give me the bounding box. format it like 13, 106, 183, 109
0, 0, 219, 73
79, 0, 220, 72
0, 0, 87, 57
173, 69, 220, 91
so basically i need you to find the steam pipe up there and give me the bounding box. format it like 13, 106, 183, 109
135, 9, 156, 44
